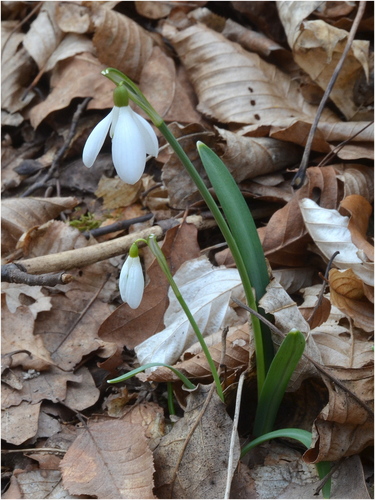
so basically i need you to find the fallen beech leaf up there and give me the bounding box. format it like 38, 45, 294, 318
154, 384, 240, 498
339, 194, 374, 261
63, 366, 100, 411
148, 323, 250, 383
1, 196, 78, 255
2, 21, 36, 114
334, 164, 374, 202
95, 176, 142, 209
135, 255, 244, 367
2, 401, 42, 445
56, 2, 91, 33
216, 128, 302, 182
278, 2, 370, 120
262, 166, 339, 266
2, 298, 53, 371
61, 418, 155, 499
329, 268, 374, 332
300, 198, 374, 286
3, 283, 52, 319
23, 2, 64, 70
163, 22, 338, 126
13, 470, 69, 499
298, 284, 331, 329
91, 4, 154, 82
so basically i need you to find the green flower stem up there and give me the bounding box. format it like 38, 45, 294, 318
157, 123, 267, 392
148, 235, 224, 402
167, 382, 176, 416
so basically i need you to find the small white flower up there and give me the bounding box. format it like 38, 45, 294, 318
82, 105, 158, 185
119, 254, 144, 309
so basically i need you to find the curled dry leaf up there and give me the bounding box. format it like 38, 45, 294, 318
299, 198, 374, 286
2, 21, 36, 114
329, 268, 374, 332
261, 165, 339, 266
135, 255, 245, 368
91, 4, 154, 82
277, 2, 370, 120
154, 384, 240, 499
216, 128, 302, 183
61, 417, 156, 499
1, 196, 78, 255
334, 164, 374, 202
298, 284, 331, 330
2, 401, 42, 446
147, 323, 250, 384
163, 22, 338, 126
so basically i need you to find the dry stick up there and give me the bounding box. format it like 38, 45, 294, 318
292, 1, 367, 188
11, 215, 215, 275
1, 447, 67, 455
232, 297, 374, 417
1, 262, 73, 286
21, 97, 92, 198
224, 368, 249, 499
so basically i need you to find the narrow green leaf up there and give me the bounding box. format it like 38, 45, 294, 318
253, 329, 306, 437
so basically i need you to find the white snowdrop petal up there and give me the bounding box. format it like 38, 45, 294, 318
131, 109, 159, 157
82, 109, 113, 167
112, 107, 146, 184
119, 256, 144, 309
110, 106, 120, 138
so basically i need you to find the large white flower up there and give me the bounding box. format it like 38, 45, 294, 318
119, 253, 144, 309
82, 105, 158, 185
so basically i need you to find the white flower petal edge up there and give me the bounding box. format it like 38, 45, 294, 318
82, 109, 114, 168
130, 108, 159, 157
112, 107, 147, 185
119, 255, 144, 309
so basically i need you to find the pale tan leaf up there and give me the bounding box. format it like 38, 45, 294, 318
13, 469, 73, 499
61, 418, 155, 499
135, 1, 173, 20
95, 176, 142, 209
135, 255, 245, 368
44, 33, 95, 72
216, 128, 302, 182
55, 2, 92, 34
163, 22, 338, 126
334, 164, 374, 202
317, 121, 374, 143
299, 198, 374, 286
278, 2, 370, 120
2, 282, 52, 319
1, 196, 78, 255
272, 268, 315, 294
1, 21, 36, 114
148, 323, 250, 383
329, 268, 374, 332
1, 298, 53, 371
23, 2, 64, 70
91, 4, 154, 82
154, 384, 240, 498
2, 401, 41, 445
63, 366, 100, 411
28, 52, 114, 128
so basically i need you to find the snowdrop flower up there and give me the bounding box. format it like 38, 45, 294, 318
119, 243, 144, 309
82, 85, 158, 185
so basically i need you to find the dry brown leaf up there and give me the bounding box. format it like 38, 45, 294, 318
63, 366, 100, 411
1, 401, 41, 446
298, 284, 331, 330
55, 2, 92, 34
162, 122, 216, 206
278, 2, 370, 120
334, 164, 374, 202
329, 268, 374, 332
135, 1, 173, 20
99, 220, 201, 361
23, 2, 64, 70
2, 282, 52, 319
148, 323, 250, 384
163, 22, 338, 126
95, 176, 142, 209
261, 166, 339, 266
1, 21, 36, 115
12, 469, 69, 499
1, 196, 78, 255
61, 417, 156, 499
339, 194, 374, 261
1, 298, 53, 371
28, 52, 114, 128
216, 128, 302, 182
91, 4, 154, 82
154, 384, 240, 498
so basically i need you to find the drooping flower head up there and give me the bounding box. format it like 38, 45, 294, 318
119, 243, 144, 309
82, 85, 158, 185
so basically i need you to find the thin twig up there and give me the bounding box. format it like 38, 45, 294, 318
224, 368, 249, 499
82, 213, 153, 239
232, 297, 374, 417
21, 98, 92, 197
1, 447, 67, 455
1, 262, 73, 286
292, 1, 367, 188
